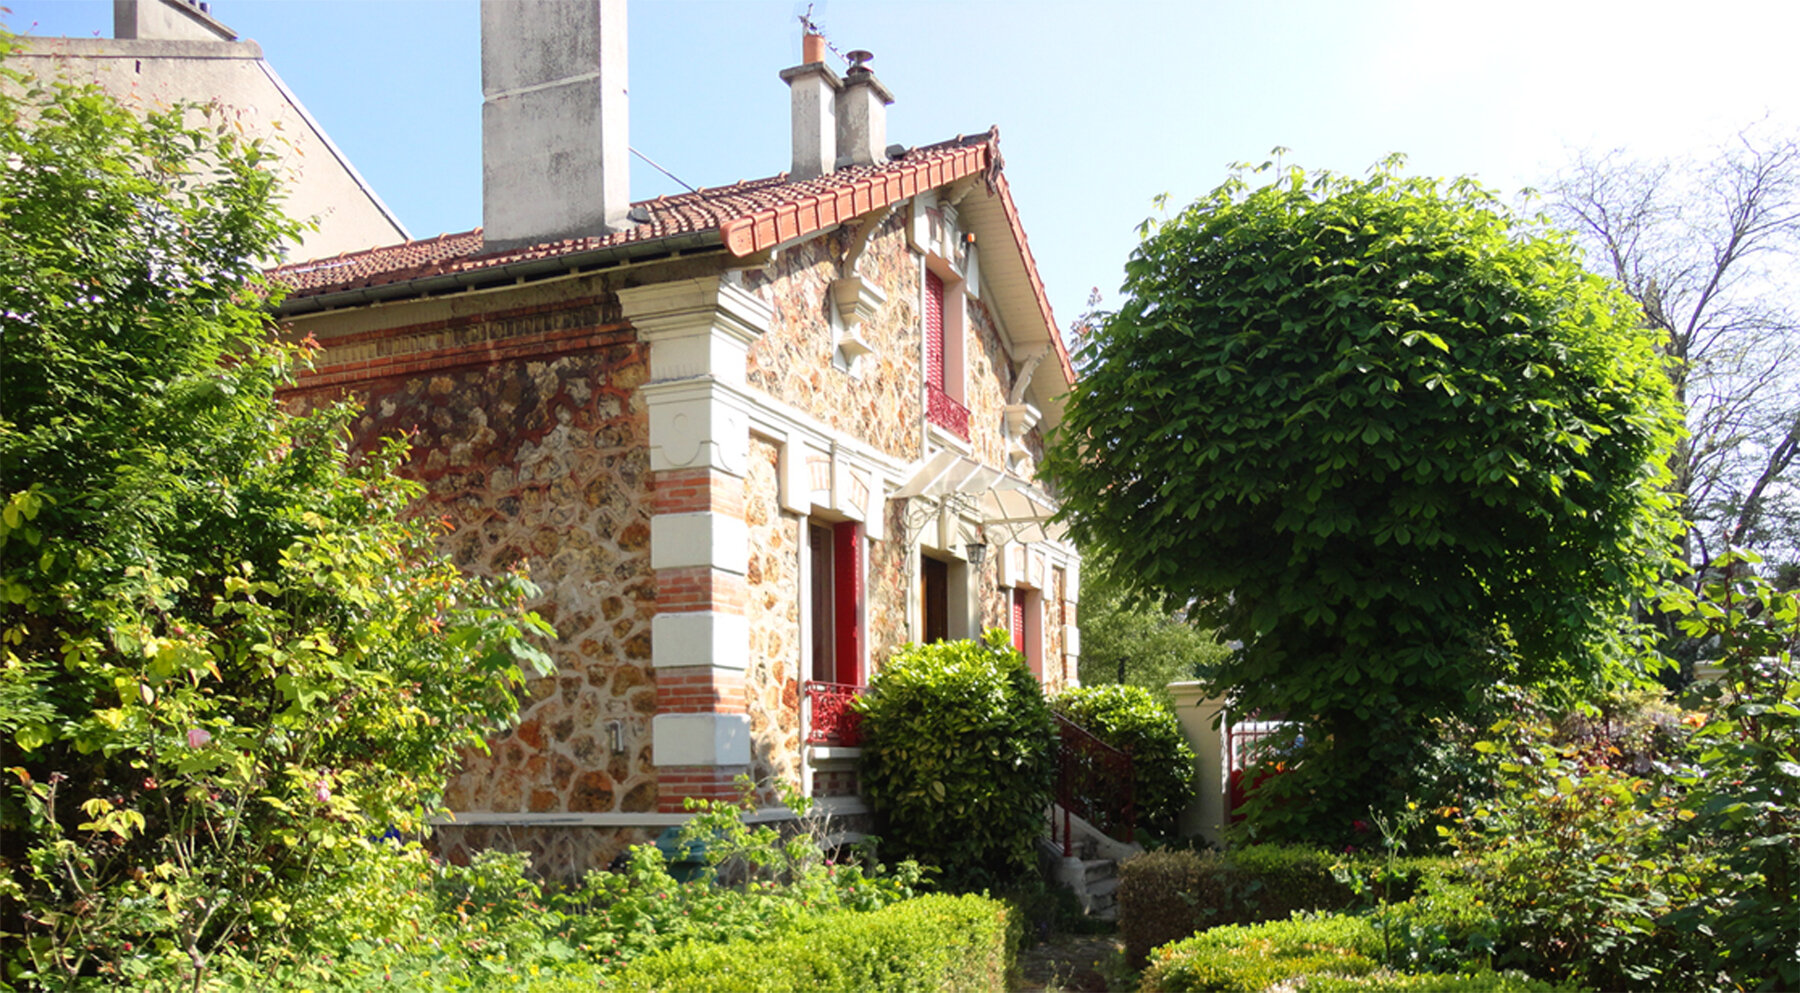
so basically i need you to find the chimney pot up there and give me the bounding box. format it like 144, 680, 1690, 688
802, 32, 827, 65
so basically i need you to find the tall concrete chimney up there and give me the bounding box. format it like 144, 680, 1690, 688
114, 0, 236, 42
835, 50, 893, 169
779, 33, 840, 181
481, 0, 630, 252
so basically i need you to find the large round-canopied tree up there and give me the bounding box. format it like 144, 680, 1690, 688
1043, 158, 1682, 842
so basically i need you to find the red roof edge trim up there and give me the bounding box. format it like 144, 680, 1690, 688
717, 144, 993, 259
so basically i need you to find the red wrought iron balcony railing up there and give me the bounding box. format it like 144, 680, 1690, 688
803, 680, 865, 747
926, 384, 970, 441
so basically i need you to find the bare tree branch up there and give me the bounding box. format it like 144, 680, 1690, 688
1542, 124, 1800, 570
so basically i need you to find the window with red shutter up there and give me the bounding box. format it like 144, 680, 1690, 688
832, 520, 863, 686
1012, 589, 1026, 654
924, 269, 945, 391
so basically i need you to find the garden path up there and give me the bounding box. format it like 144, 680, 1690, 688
1016, 931, 1125, 992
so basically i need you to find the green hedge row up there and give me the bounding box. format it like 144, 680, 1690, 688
587, 893, 1018, 992
1140, 914, 1578, 993
1118, 846, 1445, 967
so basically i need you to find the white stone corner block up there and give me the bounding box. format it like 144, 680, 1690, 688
652, 612, 751, 671
653, 713, 751, 767
643, 382, 751, 475
651, 512, 748, 574
1064, 625, 1081, 658
777, 436, 810, 515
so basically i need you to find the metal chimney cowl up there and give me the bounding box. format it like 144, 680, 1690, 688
835, 50, 893, 169
480, 0, 630, 252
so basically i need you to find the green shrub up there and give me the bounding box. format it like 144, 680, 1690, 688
1052, 683, 1197, 839
599, 893, 1017, 993
0, 63, 553, 989
1301, 969, 1582, 992
1141, 912, 1579, 993
1140, 913, 1383, 992
1117, 846, 1442, 968
856, 631, 1054, 890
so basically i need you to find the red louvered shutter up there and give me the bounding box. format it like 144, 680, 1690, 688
833, 521, 863, 686
1012, 589, 1026, 654
924, 269, 945, 391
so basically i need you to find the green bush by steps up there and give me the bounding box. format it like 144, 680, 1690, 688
1051, 683, 1197, 839
1140, 913, 1578, 993
855, 631, 1055, 890
591, 893, 1018, 993
1117, 846, 1444, 967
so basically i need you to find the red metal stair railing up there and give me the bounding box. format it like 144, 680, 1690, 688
1052, 713, 1134, 856
803, 681, 864, 747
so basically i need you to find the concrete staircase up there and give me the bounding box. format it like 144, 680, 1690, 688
1042, 806, 1140, 921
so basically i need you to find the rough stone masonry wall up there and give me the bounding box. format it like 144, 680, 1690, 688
742, 437, 802, 801
744, 215, 922, 463
286, 300, 658, 875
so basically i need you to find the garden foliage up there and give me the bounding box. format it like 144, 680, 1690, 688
855, 631, 1055, 890
1115, 845, 1442, 969
1044, 155, 1682, 843
0, 783, 929, 990
0, 49, 553, 988
1051, 683, 1196, 839
604, 893, 1017, 993
1138, 913, 1568, 993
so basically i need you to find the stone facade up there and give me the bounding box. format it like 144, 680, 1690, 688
746, 217, 923, 463
277, 167, 1082, 879
283, 299, 663, 826
742, 437, 803, 801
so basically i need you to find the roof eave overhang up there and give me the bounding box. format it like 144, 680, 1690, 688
273, 230, 726, 317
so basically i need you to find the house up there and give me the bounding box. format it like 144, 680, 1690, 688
268, 0, 1083, 877
10, 0, 408, 260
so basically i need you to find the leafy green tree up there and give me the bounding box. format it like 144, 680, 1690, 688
0, 47, 552, 987
1077, 565, 1230, 699
1044, 157, 1682, 843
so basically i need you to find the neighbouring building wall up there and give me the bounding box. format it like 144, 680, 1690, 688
13, 36, 408, 260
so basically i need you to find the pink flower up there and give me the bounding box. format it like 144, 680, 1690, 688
186, 728, 212, 749
315, 780, 332, 803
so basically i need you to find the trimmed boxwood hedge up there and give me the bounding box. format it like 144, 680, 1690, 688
856, 633, 1055, 889
1141, 914, 1579, 993
597, 893, 1018, 992
1118, 846, 1445, 967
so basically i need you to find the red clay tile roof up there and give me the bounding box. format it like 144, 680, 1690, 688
271, 132, 995, 298
268, 127, 1074, 385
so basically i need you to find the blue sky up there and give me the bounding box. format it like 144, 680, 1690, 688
9, 0, 1798, 334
